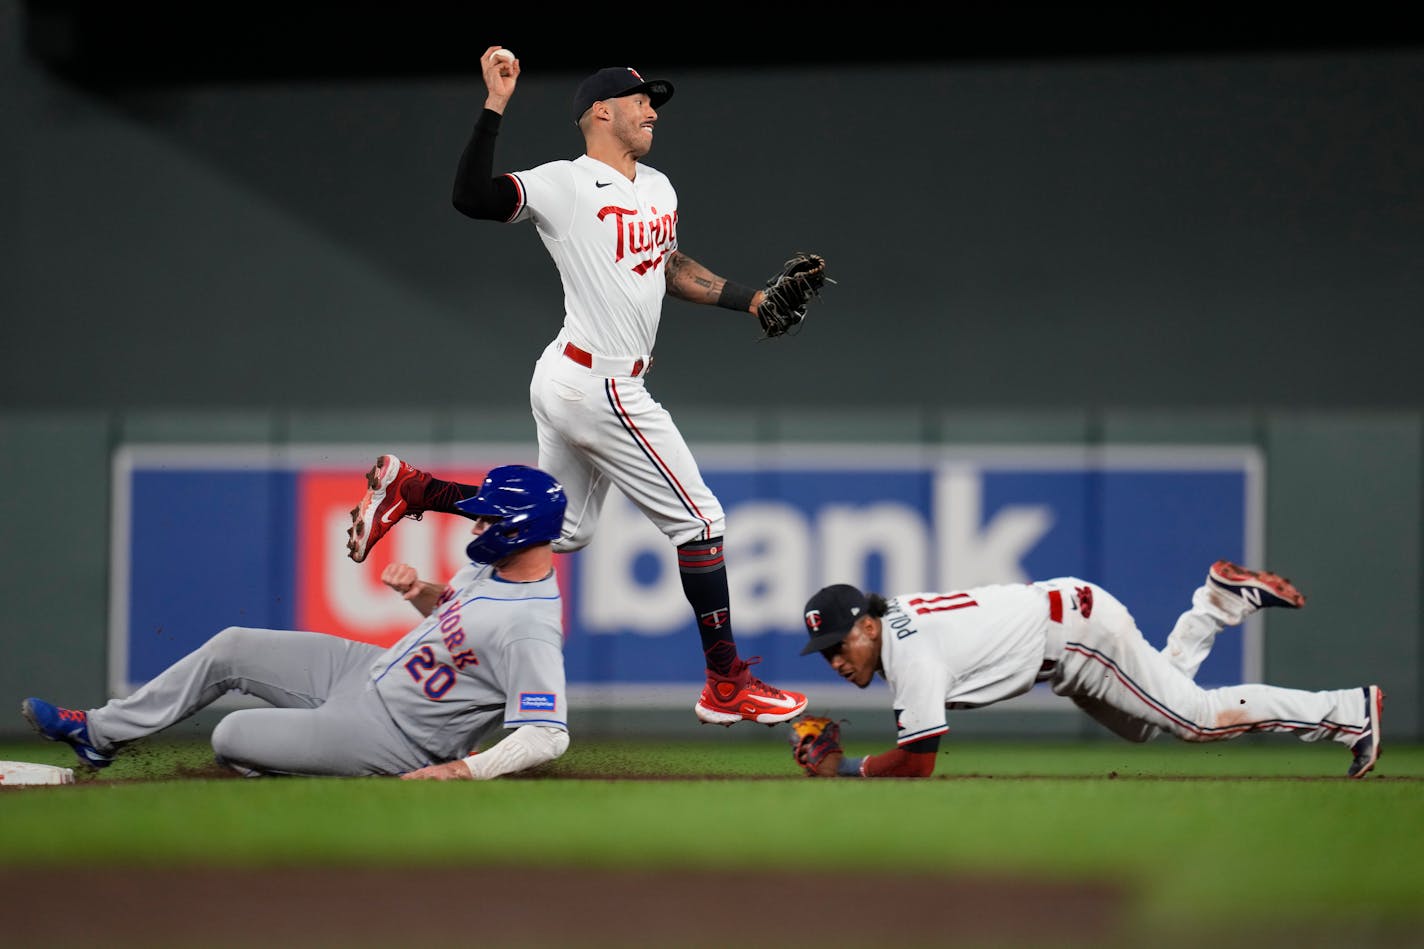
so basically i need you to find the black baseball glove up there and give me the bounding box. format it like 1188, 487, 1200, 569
756, 253, 830, 339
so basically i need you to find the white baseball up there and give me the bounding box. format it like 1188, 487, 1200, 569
492, 49, 515, 64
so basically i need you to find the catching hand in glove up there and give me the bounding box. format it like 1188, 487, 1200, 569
757, 253, 832, 339
788, 714, 845, 777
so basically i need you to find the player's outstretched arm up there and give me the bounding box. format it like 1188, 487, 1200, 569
664, 250, 765, 316
790, 716, 940, 777
801, 744, 939, 778
845, 745, 938, 778
401, 725, 570, 781
665, 250, 831, 340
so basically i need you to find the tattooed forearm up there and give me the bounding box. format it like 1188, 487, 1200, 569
664, 251, 723, 304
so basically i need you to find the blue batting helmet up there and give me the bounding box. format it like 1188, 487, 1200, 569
454, 465, 567, 565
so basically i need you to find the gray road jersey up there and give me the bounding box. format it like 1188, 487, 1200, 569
371, 562, 566, 761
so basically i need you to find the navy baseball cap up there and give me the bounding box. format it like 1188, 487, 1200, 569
800, 583, 869, 656
571, 66, 674, 125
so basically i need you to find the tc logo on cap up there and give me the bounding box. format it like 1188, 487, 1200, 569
804, 609, 822, 631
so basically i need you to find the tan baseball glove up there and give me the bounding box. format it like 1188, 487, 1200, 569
788, 714, 844, 776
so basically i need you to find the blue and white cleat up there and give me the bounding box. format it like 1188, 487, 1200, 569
1207, 561, 1305, 611
1347, 685, 1385, 779
20, 697, 113, 769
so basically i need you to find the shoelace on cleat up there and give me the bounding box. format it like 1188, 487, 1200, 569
58, 709, 85, 723
738, 659, 786, 697
745, 677, 785, 697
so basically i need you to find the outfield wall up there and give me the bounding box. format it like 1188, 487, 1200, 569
2, 406, 1417, 741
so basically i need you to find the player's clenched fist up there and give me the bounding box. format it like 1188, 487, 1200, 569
381, 564, 450, 616
381, 563, 421, 599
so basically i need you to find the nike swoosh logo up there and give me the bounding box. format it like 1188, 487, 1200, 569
379, 503, 405, 526
595, 181, 612, 188
748, 693, 802, 709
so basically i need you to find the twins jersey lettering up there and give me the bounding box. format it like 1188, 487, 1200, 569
508, 155, 678, 357
373, 562, 566, 761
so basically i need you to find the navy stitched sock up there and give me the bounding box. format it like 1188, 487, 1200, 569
678, 537, 738, 676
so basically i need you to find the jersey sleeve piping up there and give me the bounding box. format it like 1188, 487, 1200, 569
505, 717, 568, 730
505, 172, 526, 223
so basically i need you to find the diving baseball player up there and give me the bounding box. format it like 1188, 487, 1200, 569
345, 48, 821, 727
789, 561, 1384, 779
23, 466, 572, 780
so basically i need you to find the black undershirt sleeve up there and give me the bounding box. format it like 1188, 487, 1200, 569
451, 108, 519, 222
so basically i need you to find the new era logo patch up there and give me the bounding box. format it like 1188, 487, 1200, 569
520, 692, 557, 712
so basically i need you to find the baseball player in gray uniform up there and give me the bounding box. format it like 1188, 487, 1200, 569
344, 47, 813, 727
792, 561, 1384, 779
23, 465, 571, 781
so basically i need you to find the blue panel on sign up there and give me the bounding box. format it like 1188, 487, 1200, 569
559, 461, 1252, 690
1097, 470, 1246, 685
127, 471, 297, 683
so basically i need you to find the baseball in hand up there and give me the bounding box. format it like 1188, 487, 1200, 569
492, 49, 515, 64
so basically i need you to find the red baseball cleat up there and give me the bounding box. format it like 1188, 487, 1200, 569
346, 455, 429, 563
695, 658, 808, 726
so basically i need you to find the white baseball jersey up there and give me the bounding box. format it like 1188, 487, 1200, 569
876, 578, 1373, 754
509, 156, 678, 358
877, 584, 1055, 745
372, 561, 566, 761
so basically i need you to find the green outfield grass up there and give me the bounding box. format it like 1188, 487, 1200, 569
3, 736, 1421, 945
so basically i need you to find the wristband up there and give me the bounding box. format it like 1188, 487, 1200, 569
717, 280, 757, 314
837, 755, 866, 777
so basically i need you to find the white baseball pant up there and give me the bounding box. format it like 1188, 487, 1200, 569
530, 332, 726, 552
1040, 579, 1370, 748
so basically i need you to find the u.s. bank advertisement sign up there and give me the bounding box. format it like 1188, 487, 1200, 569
110, 444, 1262, 707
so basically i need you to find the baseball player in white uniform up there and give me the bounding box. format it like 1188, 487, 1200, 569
793, 561, 1384, 778
344, 47, 811, 727
23, 466, 572, 781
